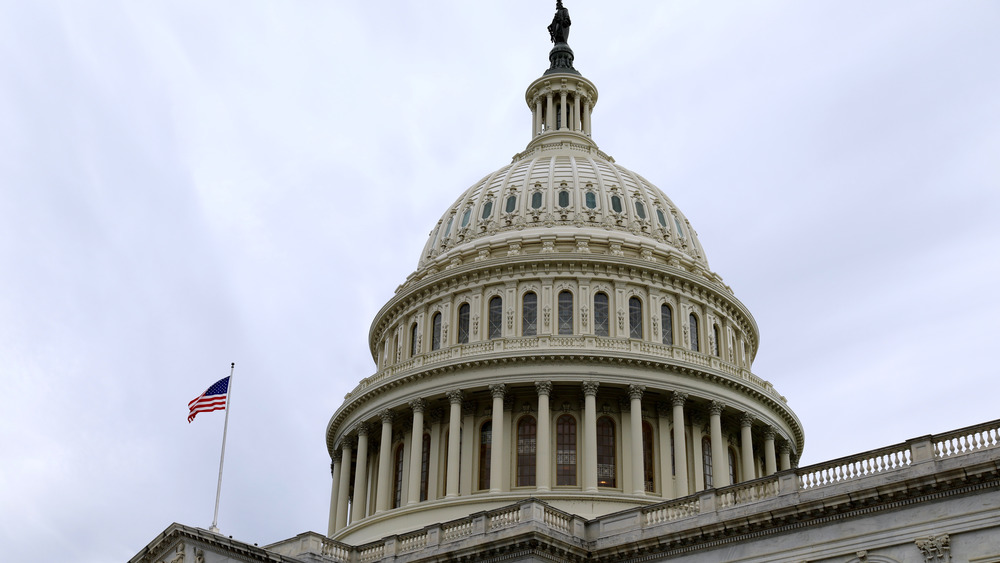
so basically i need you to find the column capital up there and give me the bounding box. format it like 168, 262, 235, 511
409, 398, 427, 413
582, 381, 600, 396
447, 390, 464, 404
627, 384, 646, 400
332, 450, 342, 463
778, 442, 791, 455
380, 409, 395, 424
489, 383, 506, 399
741, 412, 755, 428
671, 391, 688, 407
354, 421, 370, 436
535, 380, 553, 396
709, 400, 726, 416
763, 426, 777, 441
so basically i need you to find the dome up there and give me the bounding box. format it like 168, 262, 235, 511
326, 8, 802, 546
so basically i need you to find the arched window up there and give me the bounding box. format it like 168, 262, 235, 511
488, 297, 502, 339
712, 324, 721, 357
478, 421, 492, 490
629, 297, 643, 339
410, 322, 419, 357
522, 292, 537, 336
594, 293, 609, 337
419, 433, 431, 501
642, 420, 655, 493
689, 314, 700, 352
597, 417, 616, 488
458, 303, 470, 344
431, 313, 442, 351
702, 437, 713, 488
661, 304, 673, 345
557, 291, 573, 335
516, 416, 537, 487
556, 414, 577, 486
392, 444, 405, 508
728, 447, 738, 485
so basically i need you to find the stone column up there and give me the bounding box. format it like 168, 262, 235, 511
779, 443, 792, 471
573, 94, 581, 131
582, 381, 600, 492
583, 99, 592, 136
709, 401, 728, 488
488, 384, 506, 492
335, 439, 352, 530
740, 413, 755, 482
375, 410, 394, 512
763, 426, 777, 476
350, 423, 370, 522
535, 381, 553, 492
406, 398, 426, 505
460, 401, 476, 495
546, 93, 555, 131
328, 451, 342, 536
691, 417, 705, 491
427, 409, 443, 500
446, 391, 463, 498
534, 99, 542, 136
671, 392, 689, 496
629, 384, 646, 495
559, 90, 568, 130
656, 402, 674, 499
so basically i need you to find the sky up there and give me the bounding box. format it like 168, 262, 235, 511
1, 1, 998, 561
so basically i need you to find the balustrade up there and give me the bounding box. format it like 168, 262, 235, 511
643, 498, 699, 525
934, 420, 1000, 458
488, 505, 522, 530
717, 477, 780, 509
398, 530, 428, 553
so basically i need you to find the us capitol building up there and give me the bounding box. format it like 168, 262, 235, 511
134, 5, 1000, 563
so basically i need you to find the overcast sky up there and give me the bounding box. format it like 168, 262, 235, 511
2, 2, 998, 562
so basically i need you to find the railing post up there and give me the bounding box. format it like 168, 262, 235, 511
778, 471, 799, 495
384, 537, 398, 558
909, 436, 935, 463
698, 491, 717, 514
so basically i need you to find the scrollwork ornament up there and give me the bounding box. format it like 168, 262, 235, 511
915, 534, 950, 562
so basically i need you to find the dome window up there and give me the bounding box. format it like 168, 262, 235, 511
635, 201, 646, 219
674, 217, 685, 238
458, 303, 470, 344
585, 192, 597, 209
661, 304, 673, 345
481, 200, 494, 220
629, 297, 643, 339
610, 195, 623, 213
593, 292, 609, 337
558, 291, 573, 335
558, 190, 570, 208
444, 216, 454, 237
488, 296, 503, 339
656, 209, 667, 228
531, 192, 543, 209
461, 208, 472, 228
505, 195, 517, 213
522, 292, 537, 336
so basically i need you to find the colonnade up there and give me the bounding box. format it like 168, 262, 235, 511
532, 89, 592, 137
328, 382, 792, 536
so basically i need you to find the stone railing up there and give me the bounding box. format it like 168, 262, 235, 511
350, 336, 775, 403
315, 420, 999, 561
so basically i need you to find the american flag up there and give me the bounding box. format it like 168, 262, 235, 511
188, 376, 230, 423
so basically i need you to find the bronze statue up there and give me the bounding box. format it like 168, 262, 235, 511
548, 1, 571, 44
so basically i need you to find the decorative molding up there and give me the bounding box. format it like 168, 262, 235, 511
671, 391, 688, 407
535, 381, 553, 396
709, 400, 726, 416
582, 381, 600, 396
627, 384, 645, 401
409, 398, 427, 413
915, 534, 950, 563
447, 390, 464, 405
489, 383, 507, 399
741, 412, 755, 428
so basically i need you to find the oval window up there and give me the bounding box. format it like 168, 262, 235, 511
482, 200, 493, 220
656, 209, 666, 227
531, 192, 543, 209
462, 208, 472, 227
611, 195, 623, 213
558, 190, 569, 208
635, 201, 646, 219
674, 217, 685, 238
505, 195, 517, 213
585, 192, 597, 209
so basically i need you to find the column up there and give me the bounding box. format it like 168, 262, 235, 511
502, 395, 513, 491
350, 423, 369, 523
582, 381, 600, 492
446, 391, 463, 498
460, 401, 476, 495
406, 398, 426, 505
763, 426, 777, 476
535, 381, 552, 491
629, 384, 646, 495
375, 410, 394, 512
546, 93, 555, 131
488, 384, 506, 493
671, 392, 689, 496
740, 413, 755, 482
534, 99, 542, 136
573, 94, 581, 131
328, 451, 342, 536
656, 402, 674, 499
709, 401, 728, 488
335, 439, 352, 530
583, 99, 592, 136
427, 409, 443, 500
559, 90, 567, 130
779, 443, 792, 471
691, 418, 705, 491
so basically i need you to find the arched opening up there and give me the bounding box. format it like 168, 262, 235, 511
597, 417, 617, 488
661, 304, 673, 345
689, 314, 700, 352
431, 313, 442, 351
410, 322, 419, 357
558, 291, 573, 335
478, 420, 492, 490
516, 415, 537, 487
594, 292, 609, 337
522, 292, 537, 336
488, 297, 502, 339
629, 297, 643, 339
457, 303, 470, 344
556, 414, 577, 486
702, 436, 713, 488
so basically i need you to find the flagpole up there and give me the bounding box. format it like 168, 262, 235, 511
209, 362, 235, 533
